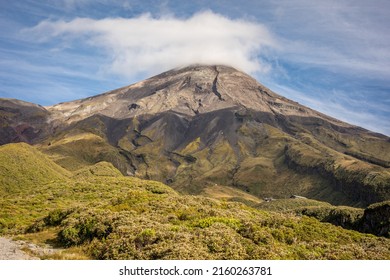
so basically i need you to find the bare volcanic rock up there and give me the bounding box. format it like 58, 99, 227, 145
46, 65, 352, 126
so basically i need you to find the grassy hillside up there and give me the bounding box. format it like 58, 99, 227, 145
38, 131, 131, 173
1, 143, 389, 260
0, 143, 71, 193
0, 142, 172, 233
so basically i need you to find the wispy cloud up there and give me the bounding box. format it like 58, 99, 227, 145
26, 11, 277, 78
269, 83, 390, 135
269, 0, 390, 78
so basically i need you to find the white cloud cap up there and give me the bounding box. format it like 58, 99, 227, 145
29, 11, 277, 78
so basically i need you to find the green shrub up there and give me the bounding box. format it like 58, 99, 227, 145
134, 229, 157, 248
0, 218, 10, 234
44, 209, 73, 226
360, 201, 390, 237
25, 220, 46, 233
60, 227, 80, 246
192, 217, 242, 230
58, 212, 113, 246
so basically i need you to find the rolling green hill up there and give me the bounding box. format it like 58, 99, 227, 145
0, 143, 71, 193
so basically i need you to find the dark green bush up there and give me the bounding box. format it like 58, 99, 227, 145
43, 209, 73, 226
58, 212, 113, 246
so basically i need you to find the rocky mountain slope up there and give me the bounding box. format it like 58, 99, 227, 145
0, 98, 50, 145
1, 65, 389, 207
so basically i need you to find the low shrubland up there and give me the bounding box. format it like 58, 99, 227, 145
1, 143, 389, 259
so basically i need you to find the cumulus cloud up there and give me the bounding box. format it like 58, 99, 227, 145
28, 11, 277, 78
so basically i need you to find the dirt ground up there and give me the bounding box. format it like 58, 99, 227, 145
0, 237, 39, 260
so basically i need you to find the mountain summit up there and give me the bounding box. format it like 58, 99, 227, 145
1, 65, 389, 206
47, 65, 348, 126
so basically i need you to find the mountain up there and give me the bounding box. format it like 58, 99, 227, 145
1, 65, 389, 207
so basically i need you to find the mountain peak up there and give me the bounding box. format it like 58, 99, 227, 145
47, 64, 347, 128
161, 64, 242, 74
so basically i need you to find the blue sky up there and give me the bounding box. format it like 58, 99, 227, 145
0, 0, 389, 135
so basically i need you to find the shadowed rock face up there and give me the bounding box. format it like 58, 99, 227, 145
1, 65, 389, 206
